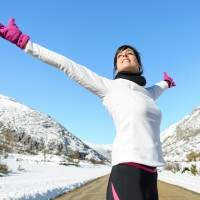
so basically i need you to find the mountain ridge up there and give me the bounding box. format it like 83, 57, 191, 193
160, 106, 200, 162
0, 93, 110, 163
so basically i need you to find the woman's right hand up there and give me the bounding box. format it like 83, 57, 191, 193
0, 18, 30, 49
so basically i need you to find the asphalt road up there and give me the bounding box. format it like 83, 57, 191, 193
54, 174, 200, 200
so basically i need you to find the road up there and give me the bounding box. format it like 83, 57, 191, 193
54, 174, 200, 200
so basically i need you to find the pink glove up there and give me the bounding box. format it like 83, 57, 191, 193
0, 18, 30, 49
164, 72, 176, 88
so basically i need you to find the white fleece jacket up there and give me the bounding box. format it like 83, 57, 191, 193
25, 41, 168, 167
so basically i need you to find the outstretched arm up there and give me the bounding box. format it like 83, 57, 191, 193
24, 40, 112, 98
0, 18, 113, 98
146, 72, 176, 100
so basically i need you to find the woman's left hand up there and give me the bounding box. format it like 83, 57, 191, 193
163, 72, 176, 88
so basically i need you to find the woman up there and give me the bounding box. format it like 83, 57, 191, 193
0, 18, 175, 200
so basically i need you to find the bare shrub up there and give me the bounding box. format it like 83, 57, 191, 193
0, 143, 12, 153
66, 157, 73, 163
3, 131, 17, 144
4, 153, 9, 159
66, 157, 80, 165
17, 165, 25, 171
181, 167, 190, 174
186, 151, 200, 162
172, 162, 181, 173
53, 152, 61, 156
25, 149, 32, 154
43, 149, 49, 161
164, 162, 173, 171
190, 164, 198, 176
25, 149, 38, 155
89, 158, 105, 165
73, 150, 80, 159
164, 162, 181, 173
0, 163, 12, 174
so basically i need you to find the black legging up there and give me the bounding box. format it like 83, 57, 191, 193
106, 164, 158, 200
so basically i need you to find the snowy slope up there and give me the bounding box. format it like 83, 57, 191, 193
161, 106, 200, 162
0, 154, 111, 200
0, 93, 108, 162
83, 141, 112, 163
0, 155, 199, 200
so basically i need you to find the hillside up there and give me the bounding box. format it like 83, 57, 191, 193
0, 93, 109, 163
161, 106, 200, 161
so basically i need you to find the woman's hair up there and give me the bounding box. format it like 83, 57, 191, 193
113, 45, 143, 78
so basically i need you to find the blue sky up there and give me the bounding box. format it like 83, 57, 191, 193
0, 1, 200, 145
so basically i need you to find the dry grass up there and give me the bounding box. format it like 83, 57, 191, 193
0, 163, 12, 174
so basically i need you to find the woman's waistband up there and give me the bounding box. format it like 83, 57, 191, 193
120, 162, 157, 173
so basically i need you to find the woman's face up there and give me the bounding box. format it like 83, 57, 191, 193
116, 48, 141, 73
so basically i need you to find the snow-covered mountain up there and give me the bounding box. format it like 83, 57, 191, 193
161, 106, 200, 162
0, 94, 110, 163
83, 141, 112, 162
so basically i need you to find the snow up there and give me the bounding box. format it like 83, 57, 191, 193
157, 162, 200, 194
158, 170, 200, 194
1, 155, 200, 200
0, 154, 111, 200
